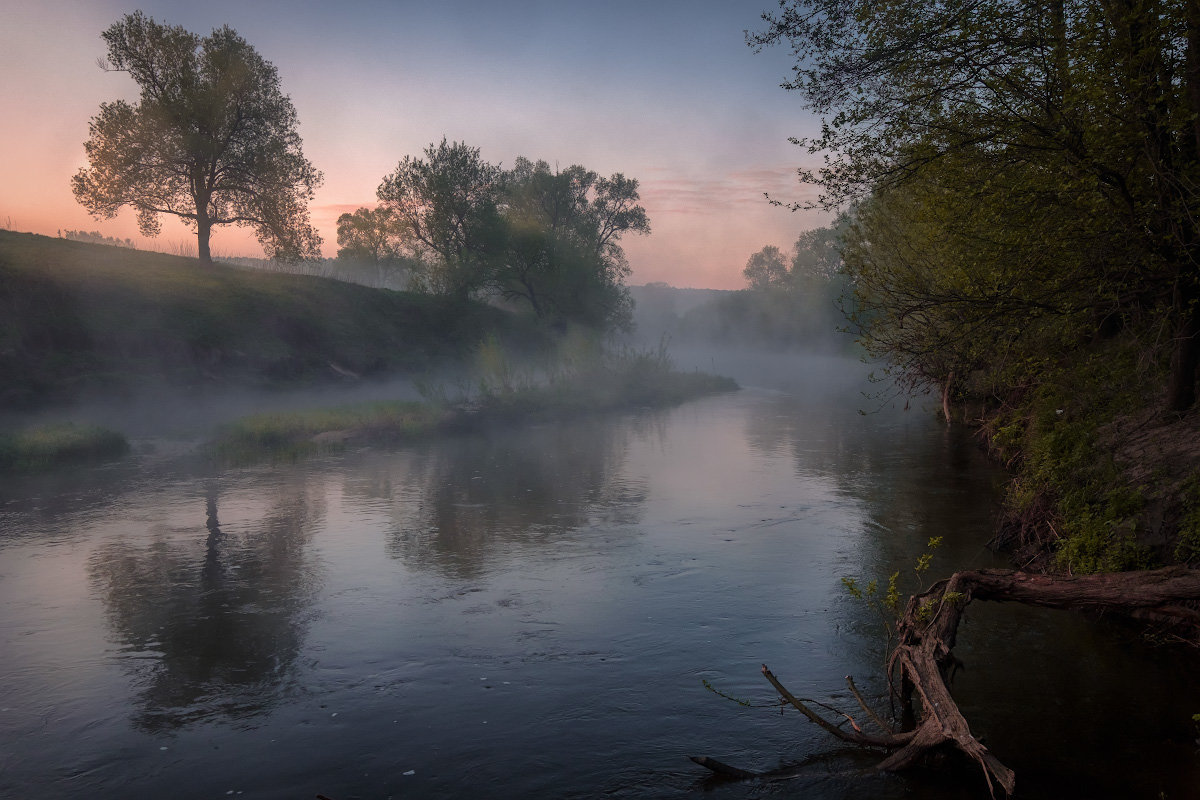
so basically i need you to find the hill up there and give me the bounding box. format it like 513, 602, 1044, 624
0, 231, 540, 410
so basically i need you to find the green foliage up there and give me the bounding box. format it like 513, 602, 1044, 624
1175, 476, 1200, 564
474, 333, 531, 398
375, 144, 648, 332
72, 12, 323, 265
59, 230, 133, 248
212, 337, 737, 462
376, 138, 506, 298
213, 400, 447, 462
842, 569, 903, 617
844, 534, 945, 647
844, 537, 940, 625
461, 335, 737, 418
915, 590, 965, 624
913, 536, 942, 588
335, 207, 402, 263
979, 342, 1162, 571
915, 598, 938, 624
497, 158, 643, 331
942, 591, 965, 607
757, 0, 1200, 567
333, 206, 424, 289
0, 422, 128, 472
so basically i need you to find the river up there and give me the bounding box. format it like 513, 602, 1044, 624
1, 351, 1197, 798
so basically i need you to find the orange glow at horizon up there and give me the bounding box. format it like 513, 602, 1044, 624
0, 1, 829, 291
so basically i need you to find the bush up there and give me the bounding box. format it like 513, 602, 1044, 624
0, 422, 129, 471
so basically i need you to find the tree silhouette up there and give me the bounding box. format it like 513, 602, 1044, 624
742, 245, 788, 291
376, 139, 505, 298
72, 12, 323, 266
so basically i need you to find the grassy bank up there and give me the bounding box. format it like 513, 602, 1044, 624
213, 400, 451, 461
0, 422, 129, 472
962, 332, 1200, 572
212, 343, 738, 462
0, 230, 542, 409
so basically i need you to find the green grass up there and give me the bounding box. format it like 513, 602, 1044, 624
463, 337, 738, 418
982, 333, 1175, 572
211, 341, 739, 462
0, 422, 129, 472
0, 230, 543, 409
213, 400, 451, 462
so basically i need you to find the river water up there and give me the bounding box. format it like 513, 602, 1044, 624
1, 352, 1198, 799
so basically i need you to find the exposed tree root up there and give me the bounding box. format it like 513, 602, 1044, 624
691, 566, 1200, 795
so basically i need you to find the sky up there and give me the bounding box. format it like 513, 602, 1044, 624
0, 0, 828, 289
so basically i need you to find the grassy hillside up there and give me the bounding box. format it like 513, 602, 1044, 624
0, 231, 541, 409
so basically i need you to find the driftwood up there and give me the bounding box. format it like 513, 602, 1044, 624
692, 565, 1200, 796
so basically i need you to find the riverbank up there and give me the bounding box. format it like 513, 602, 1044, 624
954, 332, 1200, 573
0, 422, 129, 472
0, 230, 542, 410
211, 347, 738, 462
0, 344, 737, 471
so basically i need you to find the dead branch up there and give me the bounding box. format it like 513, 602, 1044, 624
691, 566, 1200, 796
846, 675, 894, 735
759, 664, 912, 748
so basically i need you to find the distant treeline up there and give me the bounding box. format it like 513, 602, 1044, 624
59, 230, 134, 248
630, 223, 854, 351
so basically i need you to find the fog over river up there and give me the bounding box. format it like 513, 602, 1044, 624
2, 351, 1197, 798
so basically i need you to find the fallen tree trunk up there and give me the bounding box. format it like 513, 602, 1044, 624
692, 566, 1200, 796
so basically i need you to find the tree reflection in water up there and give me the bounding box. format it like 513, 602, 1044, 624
345, 416, 652, 579
87, 478, 324, 731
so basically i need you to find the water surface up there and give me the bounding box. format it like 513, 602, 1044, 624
2, 353, 1197, 798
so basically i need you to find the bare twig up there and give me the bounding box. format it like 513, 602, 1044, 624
759, 664, 910, 748
845, 675, 894, 734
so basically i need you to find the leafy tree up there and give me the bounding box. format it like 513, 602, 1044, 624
72, 12, 323, 266
841, 148, 1135, 400
374, 146, 648, 331
59, 230, 134, 248
743, 245, 789, 291
334, 206, 421, 288
375, 139, 505, 298
495, 158, 648, 330
335, 207, 403, 263
790, 225, 842, 282
752, 0, 1200, 408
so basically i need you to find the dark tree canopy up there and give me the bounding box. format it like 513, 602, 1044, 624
790, 225, 842, 282
374, 143, 649, 331
743, 245, 789, 291
754, 0, 1200, 408
335, 206, 403, 263
497, 158, 649, 330
376, 139, 506, 298
72, 12, 323, 266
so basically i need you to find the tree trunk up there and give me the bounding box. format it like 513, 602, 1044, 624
692, 566, 1200, 796
197, 213, 213, 267
1167, 286, 1200, 412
